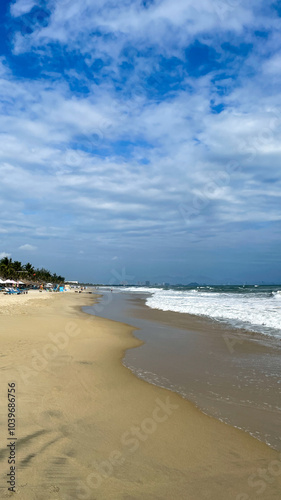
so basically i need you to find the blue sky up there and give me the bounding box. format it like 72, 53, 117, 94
0, 0, 281, 284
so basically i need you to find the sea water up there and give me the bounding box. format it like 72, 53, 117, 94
89, 288, 281, 450
117, 285, 281, 338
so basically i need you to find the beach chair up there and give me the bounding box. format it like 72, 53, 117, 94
4, 288, 20, 295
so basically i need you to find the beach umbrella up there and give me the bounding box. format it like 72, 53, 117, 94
4, 279, 17, 284
17, 281, 25, 285
0, 278, 4, 283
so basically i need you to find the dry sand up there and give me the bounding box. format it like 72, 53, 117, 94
0, 291, 280, 499
0, 290, 56, 315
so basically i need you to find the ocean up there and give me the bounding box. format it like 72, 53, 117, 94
116, 285, 281, 338
86, 285, 281, 450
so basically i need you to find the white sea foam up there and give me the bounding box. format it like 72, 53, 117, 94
118, 287, 281, 338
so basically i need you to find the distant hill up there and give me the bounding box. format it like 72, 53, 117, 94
151, 274, 216, 285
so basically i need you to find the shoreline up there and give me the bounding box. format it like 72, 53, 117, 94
85, 291, 281, 452
0, 292, 281, 499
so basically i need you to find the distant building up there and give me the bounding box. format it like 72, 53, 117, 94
65, 280, 79, 284
145, 280, 150, 286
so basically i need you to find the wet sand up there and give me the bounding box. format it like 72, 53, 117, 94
0, 292, 281, 499
85, 291, 281, 451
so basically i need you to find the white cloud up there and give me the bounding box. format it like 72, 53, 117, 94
1, 0, 281, 281
18, 244, 37, 251
0, 252, 11, 259
10, 0, 38, 17
0, 58, 280, 248
263, 53, 281, 75
9, 0, 259, 56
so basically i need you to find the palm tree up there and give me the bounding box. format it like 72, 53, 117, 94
0, 258, 64, 284
0, 257, 13, 279
13, 261, 23, 279
24, 262, 35, 279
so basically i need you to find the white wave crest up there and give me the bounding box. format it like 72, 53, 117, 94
145, 289, 281, 338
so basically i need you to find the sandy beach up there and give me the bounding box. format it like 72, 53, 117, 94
91, 291, 281, 451
0, 291, 281, 499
